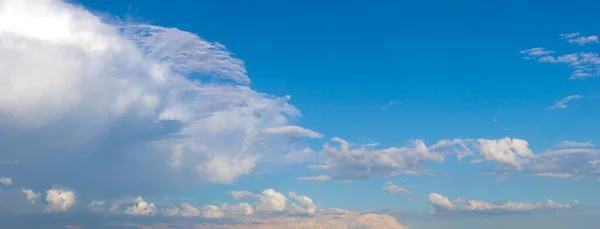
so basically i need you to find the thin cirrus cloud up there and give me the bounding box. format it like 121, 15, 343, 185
428, 193, 571, 214
546, 95, 598, 110
560, 32, 599, 45
0, 0, 315, 197
521, 33, 600, 79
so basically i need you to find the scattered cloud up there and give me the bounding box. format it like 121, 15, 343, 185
0, 177, 13, 186
256, 189, 287, 214
556, 140, 595, 148
297, 175, 333, 182
124, 197, 157, 216
521, 35, 600, 79
22, 189, 41, 204
428, 193, 454, 213
88, 200, 106, 212
229, 190, 254, 200
547, 95, 589, 110
261, 126, 324, 139
382, 101, 402, 111
560, 32, 599, 45
288, 192, 317, 215
383, 181, 411, 195
45, 188, 76, 212
455, 198, 571, 212
531, 172, 576, 179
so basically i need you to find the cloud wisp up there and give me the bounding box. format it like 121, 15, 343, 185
428, 193, 571, 214
521, 33, 600, 79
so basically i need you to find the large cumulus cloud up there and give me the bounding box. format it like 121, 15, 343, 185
0, 0, 311, 197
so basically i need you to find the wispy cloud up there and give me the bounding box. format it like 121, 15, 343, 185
382, 100, 402, 111
547, 95, 597, 110
560, 32, 599, 45
521, 34, 600, 79
428, 193, 571, 214
556, 140, 595, 149
383, 181, 412, 195
297, 175, 332, 182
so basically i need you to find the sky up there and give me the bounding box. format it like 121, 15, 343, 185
0, 0, 599, 228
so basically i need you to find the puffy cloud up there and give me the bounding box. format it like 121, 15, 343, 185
428, 193, 454, 213
21, 189, 40, 204
202, 205, 225, 218
556, 140, 595, 148
0, 0, 310, 198
229, 190, 254, 200
0, 176, 12, 186
124, 197, 156, 216
256, 189, 287, 213
297, 175, 332, 182
178, 203, 201, 217
45, 188, 76, 212
261, 126, 323, 138
287, 192, 317, 215
224, 202, 255, 216
474, 138, 533, 168
382, 182, 411, 195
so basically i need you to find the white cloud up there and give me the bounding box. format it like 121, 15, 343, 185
87, 200, 106, 212
455, 198, 571, 212
547, 95, 585, 110
45, 188, 76, 212
202, 205, 225, 218
521, 37, 600, 79
22, 189, 40, 204
297, 175, 332, 182
0, 176, 13, 186
0, 0, 312, 198
256, 189, 287, 213
261, 126, 323, 138
475, 138, 533, 168
179, 202, 201, 217
560, 32, 599, 45
229, 190, 254, 200
124, 197, 156, 216
288, 192, 317, 215
308, 137, 450, 180
224, 202, 255, 216
383, 182, 411, 195
428, 193, 454, 213
556, 140, 595, 148
531, 172, 576, 179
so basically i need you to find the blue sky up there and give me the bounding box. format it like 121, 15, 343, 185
0, 0, 599, 228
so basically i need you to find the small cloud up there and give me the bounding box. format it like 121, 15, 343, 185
547, 95, 584, 110
261, 126, 324, 139
560, 32, 599, 45
228, 190, 254, 200
381, 100, 402, 111
0, 176, 13, 186
531, 172, 576, 179
556, 140, 595, 148
382, 182, 411, 195
573, 200, 581, 205
492, 118, 498, 122
297, 175, 332, 182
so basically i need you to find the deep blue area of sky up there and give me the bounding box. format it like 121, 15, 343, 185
73, 0, 599, 212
